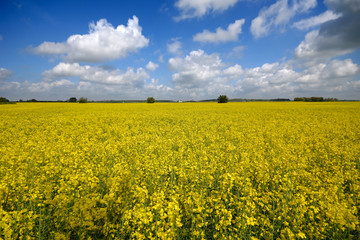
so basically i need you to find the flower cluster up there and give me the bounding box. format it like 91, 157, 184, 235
0, 102, 359, 239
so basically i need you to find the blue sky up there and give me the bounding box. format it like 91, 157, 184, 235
1, 0, 359, 101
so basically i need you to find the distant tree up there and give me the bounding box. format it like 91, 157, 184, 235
146, 97, 155, 103
311, 97, 324, 102
0, 97, 9, 103
27, 99, 37, 102
294, 97, 339, 102
68, 97, 77, 102
0, 97, 15, 104
271, 98, 290, 101
324, 98, 338, 102
217, 95, 229, 103
79, 97, 88, 103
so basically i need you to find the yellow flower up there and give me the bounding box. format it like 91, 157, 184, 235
0, 102, 359, 239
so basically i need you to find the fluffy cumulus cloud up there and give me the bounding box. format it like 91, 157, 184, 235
32, 16, 149, 62
167, 38, 182, 55
0, 62, 173, 101
0, 67, 12, 80
294, 59, 360, 98
167, 50, 298, 98
236, 63, 299, 97
165, 49, 360, 99
296, 59, 359, 87
2, 51, 359, 101
146, 61, 159, 71
295, 0, 360, 61
175, 0, 238, 20
235, 59, 360, 98
168, 50, 245, 99
142, 78, 174, 98
223, 64, 243, 78
42, 62, 149, 88
168, 49, 224, 89
42, 62, 88, 81
27, 79, 75, 92
251, 0, 317, 38
193, 19, 245, 43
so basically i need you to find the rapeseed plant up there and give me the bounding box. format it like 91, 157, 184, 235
0, 102, 359, 239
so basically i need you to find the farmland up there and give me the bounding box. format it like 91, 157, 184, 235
0, 102, 359, 239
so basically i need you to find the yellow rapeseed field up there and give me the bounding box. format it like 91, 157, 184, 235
0, 102, 359, 239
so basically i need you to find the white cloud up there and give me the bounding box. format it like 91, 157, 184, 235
68, 77, 174, 100
166, 49, 360, 99
175, 0, 238, 20
43, 62, 149, 88
33, 42, 69, 55
169, 49, 224, 89
0, 79, 76, 101
193, 19, 245, 43
0, 78, 170, 101
0, 81, 21, 93
28, 79, 75, 92
143, 78, 173, 97
0, 35, 3, 41
83, 67, 148, 87
235, 59, 360, 98
292, 10, 341, 30
294, 59, 360, 94
326, 59, 359, 78
0, 67, 12, 80
32, 16, 149, 62
237, 62, 299, 97
146, 61, 159, 71
42, 62, 89, 81
0, 62, 174, 100
296, 59, 359, 84
2, 54, 360, 101
223, 64, 243, 78
167, 50, 301, 99
295, 0, 360, 61
168, 49, 241, 99
251, 0, 317, 38
167, 38, 182, 55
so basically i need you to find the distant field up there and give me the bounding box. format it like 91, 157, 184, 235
1, 102, 359, 239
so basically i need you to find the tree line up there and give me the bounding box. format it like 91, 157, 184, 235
294, 97, 338, 102
1, 96, 344, 104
